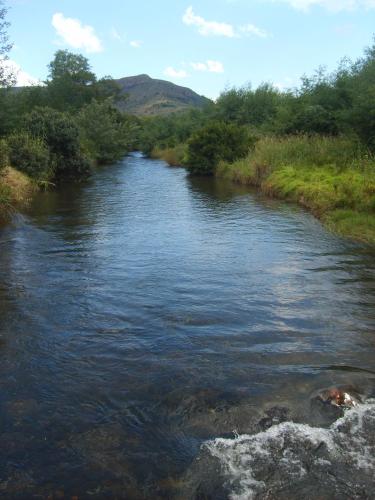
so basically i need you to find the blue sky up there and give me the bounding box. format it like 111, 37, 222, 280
6, 0, 375, 99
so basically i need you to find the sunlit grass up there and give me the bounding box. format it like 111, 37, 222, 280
0, 166, 36, 221
151, 144, 187, 166
216, 135, 375, 244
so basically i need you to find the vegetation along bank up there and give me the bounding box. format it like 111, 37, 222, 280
1, 0, 374, 243
141, 40, 375, 245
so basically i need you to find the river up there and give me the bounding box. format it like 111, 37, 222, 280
0, 153, 374, 498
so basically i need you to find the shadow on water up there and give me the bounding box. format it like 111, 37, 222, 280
0, 155, 374, 498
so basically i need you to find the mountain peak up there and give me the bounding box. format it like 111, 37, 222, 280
115, 74, 211, 116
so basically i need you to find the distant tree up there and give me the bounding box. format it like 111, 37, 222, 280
46, 50, 97, 110
0, 0, 15, 87
47, 50, 95, 83
45, 50, 124, 111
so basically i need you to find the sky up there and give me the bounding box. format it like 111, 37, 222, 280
5, 0, 375, 99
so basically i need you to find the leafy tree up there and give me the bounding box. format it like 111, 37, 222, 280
0, 85, 49, 136
345, 41, 375, 148
46, 50, 97, 111
0, 0, 15, 87
186, 122, 251, 175
77, 99, 137, 163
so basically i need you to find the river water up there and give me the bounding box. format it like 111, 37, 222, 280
0, 153, 374, 499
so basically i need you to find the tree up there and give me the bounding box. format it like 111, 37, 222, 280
0, 0, 15, 87
47, 50, 95, 84
46, 50, 97, 110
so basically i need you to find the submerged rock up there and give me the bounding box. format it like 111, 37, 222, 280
310, 385, 362, 427
181, 399, 375, 500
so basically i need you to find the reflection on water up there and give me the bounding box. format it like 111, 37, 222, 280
0, 154, 374, 498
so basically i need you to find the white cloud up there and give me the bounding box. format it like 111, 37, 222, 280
130, 40, 142, 48
183, 6, 236, 37
274, 0, 375, 11
191, 62, 208, 71
182, 6, 269, 39
240, 24, 269, 38
164, 66, 189, 79
191, 60, 224, 73
3, 59, 39, 86
52, 13, 103, 53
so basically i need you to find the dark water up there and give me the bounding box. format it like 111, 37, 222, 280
0, 153, 374, 499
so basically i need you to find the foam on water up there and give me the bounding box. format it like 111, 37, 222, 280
205, 399, 375, 499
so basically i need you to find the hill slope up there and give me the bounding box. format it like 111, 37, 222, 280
114, 74, 211, 116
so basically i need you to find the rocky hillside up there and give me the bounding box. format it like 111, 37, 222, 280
114, 74, 211, 116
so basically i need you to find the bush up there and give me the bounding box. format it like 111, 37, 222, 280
0, 139, 9, 170
77, 100, 133, 164
7, 132, 51, 179
24, 107, 91, 180
186, 121, 251, 175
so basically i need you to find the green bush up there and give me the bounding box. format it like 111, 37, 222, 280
7, 132, 51, 179
0, 139, 9, 170
186, 121, 251, 175
77, 100, 133, 164
24, 107, 91, 180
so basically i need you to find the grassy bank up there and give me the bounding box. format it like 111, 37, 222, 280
150, 144, 187, 166
0, 166, 36, 222
217, 136, 375, 245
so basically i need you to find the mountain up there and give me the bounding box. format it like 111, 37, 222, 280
114, 74, 211, 116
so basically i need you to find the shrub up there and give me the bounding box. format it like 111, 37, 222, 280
186, 121, 251, 175
7, 132, 51, 179
0, 139, 9, 170
24, 107, 91, 180
77, 100, 133, 164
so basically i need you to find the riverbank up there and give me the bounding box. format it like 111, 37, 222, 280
0, 166, 36, 222
149, 137, 375, 245
216, 136, 375, 245
150, 144, 187, 166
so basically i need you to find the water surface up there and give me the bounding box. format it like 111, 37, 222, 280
0, 154, 374, 498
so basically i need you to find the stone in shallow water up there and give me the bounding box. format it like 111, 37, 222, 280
310, 385, 362, 426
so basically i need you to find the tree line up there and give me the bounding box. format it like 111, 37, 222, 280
0, 2, 139, 186
138, 38, 375, 175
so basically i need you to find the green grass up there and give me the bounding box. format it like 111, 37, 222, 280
216, 135, 375, 244
324, 210, 375, 245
